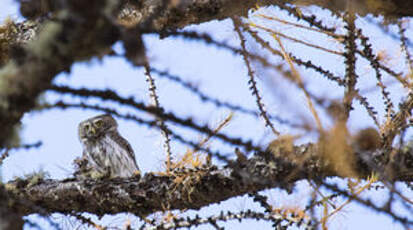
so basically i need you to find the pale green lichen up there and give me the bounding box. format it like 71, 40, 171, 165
90, 170, 107, 179
4, 182, 17, 192
27, 20, 62, 59
23, 170, 50, 187
0, 62, 18, 110
5, 124, 22, 148
103, 0, 119, 17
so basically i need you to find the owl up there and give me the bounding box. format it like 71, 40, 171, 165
77, 114, 140, 178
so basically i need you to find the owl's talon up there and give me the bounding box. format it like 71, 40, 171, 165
133, 170, 141, 178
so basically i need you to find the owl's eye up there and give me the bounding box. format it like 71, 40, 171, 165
94, 119, 104, 128
84, 123, 91, 130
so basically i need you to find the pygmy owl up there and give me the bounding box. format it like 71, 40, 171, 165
78, 114, 140, 178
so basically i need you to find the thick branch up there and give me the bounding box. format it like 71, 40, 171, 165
0, 186, 24, 230
5, 143, 413, 217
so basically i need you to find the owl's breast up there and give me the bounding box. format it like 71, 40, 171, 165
82, 133, 137, 177
83, 139, 110, 167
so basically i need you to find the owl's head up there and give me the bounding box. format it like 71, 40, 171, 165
78, 114, 118, 141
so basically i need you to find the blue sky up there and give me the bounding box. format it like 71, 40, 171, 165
1, 1, 412, 229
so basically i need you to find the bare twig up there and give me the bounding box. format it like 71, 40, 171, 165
143, 60, 173, 173
232, 17, 281, 136
0, 141, 42, 165
342, 10, 358, 121
398, 20, 413, 81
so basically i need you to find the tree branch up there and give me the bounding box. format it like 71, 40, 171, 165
5, 143, 413, 217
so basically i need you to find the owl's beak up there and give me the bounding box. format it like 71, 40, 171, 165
88, 127, 96, 136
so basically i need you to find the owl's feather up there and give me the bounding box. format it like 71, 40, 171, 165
106, 131, 137, 165
78, 114, 140, 178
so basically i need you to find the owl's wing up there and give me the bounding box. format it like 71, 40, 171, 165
109, 131, 137, 163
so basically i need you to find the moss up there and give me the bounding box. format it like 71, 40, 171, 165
4, 182, 18, 193
90, 170, 108, 179
0, 62, 18, 102
5, 124, 22, 148
22, 170, 50, 187
27, 20, 62, 59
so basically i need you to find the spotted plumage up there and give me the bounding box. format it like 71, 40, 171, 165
78, 114, 139, 178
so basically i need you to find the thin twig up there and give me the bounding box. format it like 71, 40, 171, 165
357, 28, 395, 120
143, 60, 173, 173
69, 213, 105, 230
257, 25, 324, 133
322, 182, 413, 226
150, 68, 301, 128
342, 10, 358, 121
251, 23, 344, 56
232, 17, 281, 136
0, 141, 42, 165
274, 2, 338, 33
398, 20, 413, 82
257, 14, 344, 39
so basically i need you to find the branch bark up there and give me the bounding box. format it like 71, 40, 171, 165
5, 143, 413, 217
0, 186, 24, 230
